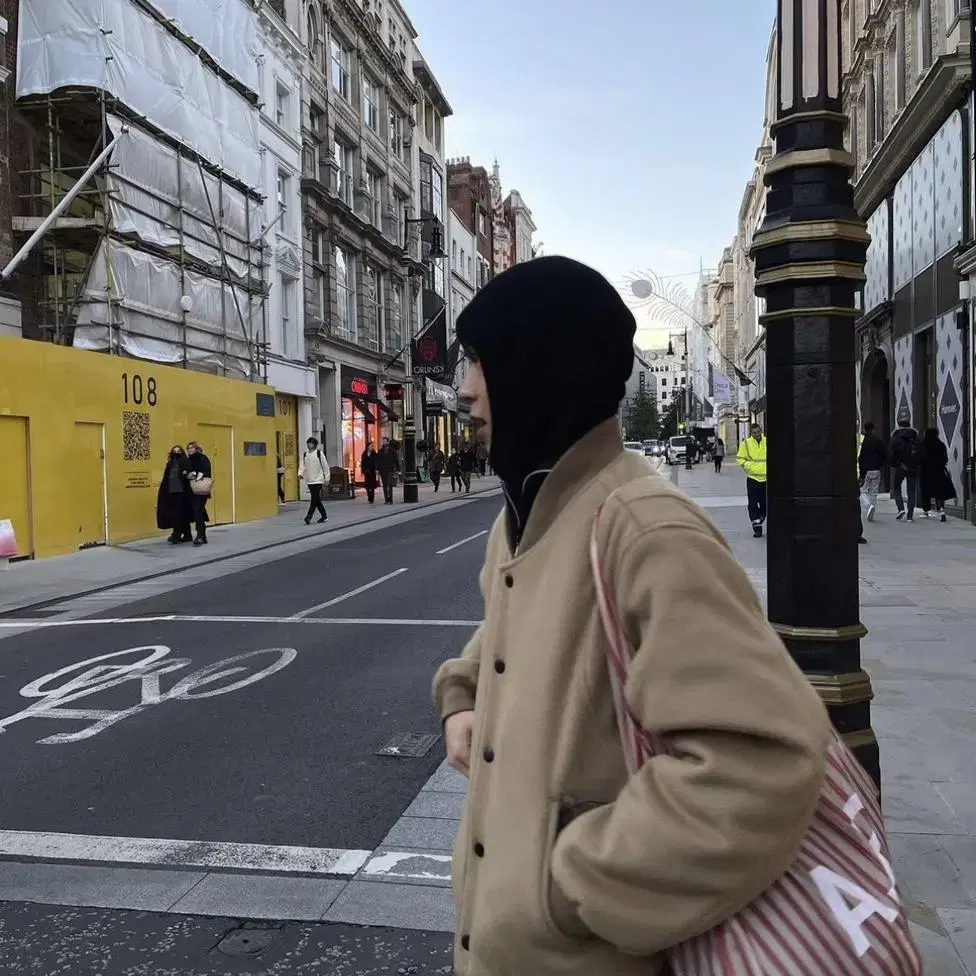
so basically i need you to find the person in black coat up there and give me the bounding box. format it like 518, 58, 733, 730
361, 444, 379, 504
376, 437, 399, 504
185, 441, 212, 545
919, 427, 956, 521
156, 445, 192, 544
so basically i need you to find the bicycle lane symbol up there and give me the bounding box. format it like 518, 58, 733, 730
0, 645, 298, 745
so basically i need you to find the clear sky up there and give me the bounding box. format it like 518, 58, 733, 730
404, 0, 776, 346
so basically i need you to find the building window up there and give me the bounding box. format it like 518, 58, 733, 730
275, 81, 290, 128
331, 36, 352, 101
307, 8, 322, 68
311, 269, 326, 321
362, 72, 381, 132
424, 99, 435, 141
362, 264, 383, 351
875, 57, 885, 140
478, 211, 487, 237
419, 155, 443, 218
276, 170, 291, 233
895, 10, 907, 109
946, 0, 971, 24
459, 246, 466, 272
364, 168, 384, 228
864, 76, 875, 153
390, 110, 406, 161
279, 274, 295, 355
393, 192, 409, 250
467, 254, 472, 280
916, 0, 932, 73
452, 239, 458, 265
388, 278, 404, 351
269, 0, 285, 20
334, 140, 353, 205
433, 261, 445, 298
334, 245, 357, 342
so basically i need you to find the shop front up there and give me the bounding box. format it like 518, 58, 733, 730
425, 379, 458, 452
340, 371, 398, 484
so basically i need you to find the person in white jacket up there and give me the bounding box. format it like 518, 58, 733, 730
299, 437, 330, 525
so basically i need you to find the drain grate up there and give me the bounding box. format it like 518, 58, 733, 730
214, 924, 281, 957
377, 732, 440, 758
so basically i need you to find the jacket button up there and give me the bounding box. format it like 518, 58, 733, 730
494, 659, 505, 674
483, 747, 494, 763
474, 842, 485, 857
504, 574, 514, 588
461, 934, 470, 951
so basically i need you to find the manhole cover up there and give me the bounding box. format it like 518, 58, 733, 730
214, 927, 279, 957
377, 732, 440, 758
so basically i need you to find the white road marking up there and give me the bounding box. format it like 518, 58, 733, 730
0, 829, 370, 877
436, 530, 489, 555
288, 567, 409, 619
0, 616, 481, 630
360, 850, 452, 881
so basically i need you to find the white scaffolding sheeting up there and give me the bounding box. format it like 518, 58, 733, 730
145, 0, 260, 94
75, 239, 263, 379
106, 116, 262, 279
17, 0, 261, 189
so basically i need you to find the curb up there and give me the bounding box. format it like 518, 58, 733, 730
0, 483, 502, 619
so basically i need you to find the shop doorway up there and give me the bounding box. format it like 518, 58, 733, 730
199, 424, 234, 525
73, 421, 107, 549
863, 350, 892, 490
274, 394, 300, 501
0, 416, 33, 558
342, 398, 381, 484
916, 327, 937, 430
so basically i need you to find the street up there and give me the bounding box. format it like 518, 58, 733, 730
1, 469, 976, 973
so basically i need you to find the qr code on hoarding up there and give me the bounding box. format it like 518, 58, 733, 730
123, 411, 151, 462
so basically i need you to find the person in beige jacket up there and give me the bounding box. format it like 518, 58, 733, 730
433, 256, 832, 976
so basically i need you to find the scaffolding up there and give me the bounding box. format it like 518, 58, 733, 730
12, 0, 269, 381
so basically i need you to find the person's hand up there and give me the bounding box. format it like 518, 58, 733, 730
445, 710, 475, 776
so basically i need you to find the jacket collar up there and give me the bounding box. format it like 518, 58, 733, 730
505, 418, 624, 556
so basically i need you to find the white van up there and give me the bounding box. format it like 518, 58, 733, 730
666, 435, 690, 465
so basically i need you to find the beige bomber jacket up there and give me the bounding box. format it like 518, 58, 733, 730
433, 419, 831, 976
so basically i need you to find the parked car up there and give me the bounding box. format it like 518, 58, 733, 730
623, 441, 644, 456
666, 435, 690, 465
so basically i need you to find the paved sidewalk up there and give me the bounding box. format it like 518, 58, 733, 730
0, 476, 500, 615
676, 464, 976, 972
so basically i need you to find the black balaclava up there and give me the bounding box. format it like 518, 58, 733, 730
456, 256, 635, 541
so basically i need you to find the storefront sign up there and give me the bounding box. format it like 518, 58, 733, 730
341, 373, 377, 400
384, 383, 404, 400
939, 376, 961, 444
411, 308, 447, 379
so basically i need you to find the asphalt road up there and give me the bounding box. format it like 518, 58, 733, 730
0, 497, 497, 850
0, 495, 500, 971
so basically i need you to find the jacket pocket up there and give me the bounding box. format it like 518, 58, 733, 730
539, 799, 591, 943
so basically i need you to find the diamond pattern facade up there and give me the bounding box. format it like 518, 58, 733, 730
935, 312, 965, 499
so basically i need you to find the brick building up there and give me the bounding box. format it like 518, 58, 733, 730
446, 157, 494, 289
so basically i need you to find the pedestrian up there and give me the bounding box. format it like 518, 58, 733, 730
888, 417, 922, 521
361, 443, 379, 504
736, 423, 767, 537
457, 441, 475, 493
156, 445, 192, 544
477, 441, 488, 477
377, 436, 399, 504
185, 441, 212, 546
712, 436, 725, 473
435, 256, 831, 975
687, 438, 698, 465
919, 426, 955, 521
429, 445, 446, 492
857, 420, 886, 522
300, 437, 329, 524
447, 448, 461, 492
276, 453, 286, 504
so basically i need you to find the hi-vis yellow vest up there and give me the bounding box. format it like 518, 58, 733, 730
737, 435, 767, 482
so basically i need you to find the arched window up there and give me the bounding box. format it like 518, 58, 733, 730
307, 5, 322, 68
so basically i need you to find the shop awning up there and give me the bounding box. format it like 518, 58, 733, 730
350, 397, 377, 422
376, 400, 400, 421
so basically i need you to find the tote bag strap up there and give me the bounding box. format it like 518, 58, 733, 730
589, 503, 672, 774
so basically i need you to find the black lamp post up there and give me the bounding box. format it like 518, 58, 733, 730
751, 1, 878, 788
401, 217, 446, 504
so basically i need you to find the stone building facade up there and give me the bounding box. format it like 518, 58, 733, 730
446, 157, 494, 289
299, 0, 450, 481
845, 0, 971, 516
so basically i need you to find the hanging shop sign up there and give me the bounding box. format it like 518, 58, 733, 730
341, 372, 378, 400
411, 308, 448, 380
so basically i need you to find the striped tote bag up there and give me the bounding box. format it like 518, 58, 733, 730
589, 509, 922, 975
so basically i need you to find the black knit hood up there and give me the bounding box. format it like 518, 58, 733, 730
456, 256, 635, 539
